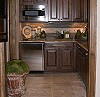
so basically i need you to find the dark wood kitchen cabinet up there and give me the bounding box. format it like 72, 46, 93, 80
59, 47, 74, 71
44, 42, 75, 72
44, 47, 59, 71
48, 0, 72, 21
20, 0, 47, 5
76, 44, 88, 88
84, 0, 88, 22
72, 0, 87, 22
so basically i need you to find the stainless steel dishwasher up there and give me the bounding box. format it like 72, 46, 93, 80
19, 42, 44, 71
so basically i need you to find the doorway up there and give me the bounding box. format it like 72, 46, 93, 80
0, 0, 97, 97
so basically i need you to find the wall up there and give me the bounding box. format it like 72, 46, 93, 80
95, 0, 100, 97
0, 43, 5, 97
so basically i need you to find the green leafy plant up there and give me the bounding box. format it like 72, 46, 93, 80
6, 59, 30, 74
75, 29, 82, 40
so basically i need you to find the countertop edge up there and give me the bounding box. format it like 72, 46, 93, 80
19, 40, 88, 51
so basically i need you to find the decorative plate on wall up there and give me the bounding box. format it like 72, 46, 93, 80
22, 25, 32, 39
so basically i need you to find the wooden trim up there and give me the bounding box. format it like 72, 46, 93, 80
87, 0, 96, 97
9, 0, 20, 59
0, 43, 5, 97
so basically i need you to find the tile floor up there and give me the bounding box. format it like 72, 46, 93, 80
22, 73, 86, 97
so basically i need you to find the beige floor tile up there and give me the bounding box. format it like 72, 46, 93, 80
22, 73, 86, 97
52, 90, 75, 97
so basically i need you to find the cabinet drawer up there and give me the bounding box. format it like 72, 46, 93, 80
20, 0, 47, 5
45, 42, 74, 48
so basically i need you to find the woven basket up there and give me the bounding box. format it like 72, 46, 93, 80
7, 73, 27, 96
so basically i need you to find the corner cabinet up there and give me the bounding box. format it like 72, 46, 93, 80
48, 0, 72, 21
44, 42, 75, 72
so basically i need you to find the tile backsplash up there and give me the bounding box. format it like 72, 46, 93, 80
20, 22, 87, 40
40, 28, 83, 33
20, 22, 87, 33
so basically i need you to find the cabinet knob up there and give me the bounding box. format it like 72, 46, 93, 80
85, 53, 88, 56
77, 46, 80, 49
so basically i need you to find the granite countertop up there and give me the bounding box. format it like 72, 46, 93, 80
19, 39, 88, 51
77, 41, 88, 51
19, 38, 76, 43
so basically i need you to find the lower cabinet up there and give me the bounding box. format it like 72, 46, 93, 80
44, 47, 59, 71
76, 44, 88, 88
44, 42, 75, 72
59, 48, 74, 71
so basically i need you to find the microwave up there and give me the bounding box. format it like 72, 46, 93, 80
22, 5, 48, 21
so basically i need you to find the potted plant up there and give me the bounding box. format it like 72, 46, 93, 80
6, 59, 30, 97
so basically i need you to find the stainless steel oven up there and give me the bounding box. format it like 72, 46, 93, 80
22, 5, 48, 21
19, 42, 44, 71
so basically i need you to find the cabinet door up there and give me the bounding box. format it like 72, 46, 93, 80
76, 50, 80, 72
44, 47, 59, 71
48, 0, 59, 21
81, 55, 87, 86
72, 0, 84, 21
60, 0, 72, 21
84, 0, 88, 22
59, 48, 74, 71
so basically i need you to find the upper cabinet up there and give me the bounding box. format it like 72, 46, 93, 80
48, 0, 72, 21
19, 0, 88, 22
84, 0, 88, 22
60, 0, 72, 21
48, 0, 87, 22
72, 0, 87, 22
